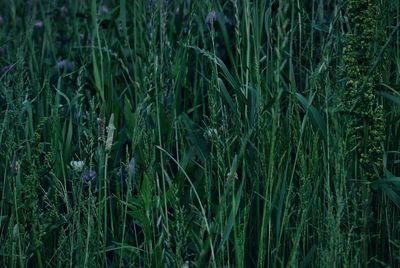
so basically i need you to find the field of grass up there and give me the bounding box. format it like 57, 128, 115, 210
1, 0, 400, 267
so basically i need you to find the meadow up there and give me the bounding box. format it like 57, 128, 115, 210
1, 0, 400, 267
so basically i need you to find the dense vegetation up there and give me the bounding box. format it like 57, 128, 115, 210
1, 0, 400, 267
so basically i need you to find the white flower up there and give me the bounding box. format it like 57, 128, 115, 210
227, 172, 238, 180
204, 128, 218, 139
70, 160, 85, 172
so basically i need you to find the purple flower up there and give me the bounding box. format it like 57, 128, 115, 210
116, 158, 136, 191
127, 158, 136, 182
56, 59, 75, 72
224, 15, 232, 25
81, 169, 96, 182
146, 22, 153, 35
205, 10, 217, 27
78, 33, 91, 45
0, 16, 3, 25
34, 20, 44, 28
79, 33, 88, 45
60, 5, 68, 13
1, 65, 14, 74
117, 158, 136, 180
98, 5, 109, 16
116, 166, 126, 180
205, 10, 231, 28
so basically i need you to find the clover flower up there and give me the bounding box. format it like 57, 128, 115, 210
205, 10, 231, 29
116, 166, 126, 180
1, 65, 14, 74
56, 59, 75, 72
70, 160, 85, 172
204, 128, 218, 139
146, 22, 153, 35
205, 10, 217, 27
60, 5, 68, 13
116, 157, 136, 191
79, 33, 90, 45
80, 169, 96, 183
10, 160, 20, 175
98, 5, 109, 16
127, 157, 136, 182
34, 20, 44, 28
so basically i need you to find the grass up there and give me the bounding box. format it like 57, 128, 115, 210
1, 0, 400, 267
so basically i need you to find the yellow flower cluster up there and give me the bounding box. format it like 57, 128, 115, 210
343, 0, 385, 180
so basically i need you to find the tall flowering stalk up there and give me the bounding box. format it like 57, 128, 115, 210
102, 113, 115, 259
343, 0, 385, 180
342, 0, 386, 263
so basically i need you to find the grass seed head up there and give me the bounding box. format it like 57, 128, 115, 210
105, 114, 115, 152
13, 224, 19, 241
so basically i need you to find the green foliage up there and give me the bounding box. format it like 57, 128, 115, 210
0, 0, 400, 267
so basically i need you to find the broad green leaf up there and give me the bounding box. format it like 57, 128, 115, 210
218, 78, 239, 121
377, 91, 400, 106
93, 52, 104, 102
218, 178, 244, 253
295, 92, 327, 140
